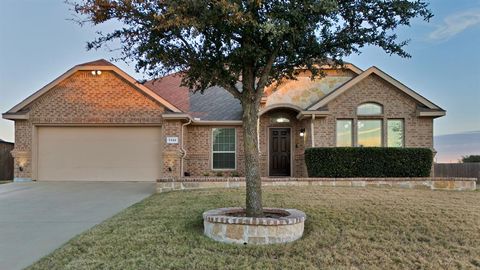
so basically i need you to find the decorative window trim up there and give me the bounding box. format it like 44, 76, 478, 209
211, 128, 237, 171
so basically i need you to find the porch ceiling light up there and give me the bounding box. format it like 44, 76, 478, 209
275, 117, 289, 123
91, 70, 102, 76
299, 128, 305, 137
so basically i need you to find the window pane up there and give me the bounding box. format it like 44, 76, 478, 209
212, 128, 236, 169
213, 128, 235, 152
336, 120, 353, 146
358, 120, 382, 147
357, 103, 382, 115
213, 153, 235, 169
387, 120, 404, 147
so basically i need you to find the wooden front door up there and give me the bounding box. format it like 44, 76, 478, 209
269, 128, 291, 176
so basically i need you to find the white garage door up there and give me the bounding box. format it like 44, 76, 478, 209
37, 127, 163, 181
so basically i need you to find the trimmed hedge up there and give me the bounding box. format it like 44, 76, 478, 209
305, 147, 433, 177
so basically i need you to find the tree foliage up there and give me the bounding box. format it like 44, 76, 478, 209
461, 155, 480, 163
72, 0, 432, 216
73, 0, 432, 97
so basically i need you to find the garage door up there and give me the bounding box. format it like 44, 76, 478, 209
37, 127, 163, 181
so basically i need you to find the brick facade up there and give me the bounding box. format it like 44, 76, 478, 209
313, 74, 433, 148
11, 70, 166, 180
9, 67, 439, 180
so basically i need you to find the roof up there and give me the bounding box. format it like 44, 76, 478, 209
3, 59, 444, 122
77, 59, 115, 67
0, 139, 13, 144
144, 75, 242, 120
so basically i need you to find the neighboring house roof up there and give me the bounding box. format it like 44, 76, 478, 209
0, 139, 13, 144
3, 59, 182, 119
308, 66, 445, 113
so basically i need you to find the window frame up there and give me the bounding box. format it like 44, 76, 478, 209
335, 119, 354, 147
387, 119, 405, 147
211, 127, 237, 171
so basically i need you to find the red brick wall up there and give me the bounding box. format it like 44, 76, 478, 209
184, 125, 244, 177
313, 74, 434, 149
12, 70, 166, 180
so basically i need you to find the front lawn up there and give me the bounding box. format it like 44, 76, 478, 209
29, 187, 480, 269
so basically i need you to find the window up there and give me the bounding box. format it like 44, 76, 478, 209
212, 128, 236, 169
387, 119, 404, 147
336, 120, 353, 146
357, 103, 383, 115
358, 120, 382, 147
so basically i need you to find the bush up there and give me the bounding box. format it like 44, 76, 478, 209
461, 155, 480, 163
305, 147, 433, 177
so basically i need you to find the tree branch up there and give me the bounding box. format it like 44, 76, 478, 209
255, 47, 279, 97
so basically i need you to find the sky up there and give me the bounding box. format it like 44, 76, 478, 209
1, 0, 479, 144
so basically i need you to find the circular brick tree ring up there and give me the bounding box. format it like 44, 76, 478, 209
203, 207, 306, 245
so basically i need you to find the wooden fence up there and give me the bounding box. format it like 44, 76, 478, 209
434, 163, 480, 183
0, 142, 14, 180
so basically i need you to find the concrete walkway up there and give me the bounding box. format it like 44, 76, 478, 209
0, 181, 155, 270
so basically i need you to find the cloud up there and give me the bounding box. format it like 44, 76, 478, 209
429, 9, 480, 41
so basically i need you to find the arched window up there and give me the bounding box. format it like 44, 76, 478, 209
357, 103, 383, 116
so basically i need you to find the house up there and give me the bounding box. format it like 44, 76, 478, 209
0, 139, 14, 180
2, 59, 445, 182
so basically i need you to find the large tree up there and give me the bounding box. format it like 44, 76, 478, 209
73, 0, 432, 217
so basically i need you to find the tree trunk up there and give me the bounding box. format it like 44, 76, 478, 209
242, 99, 264, 217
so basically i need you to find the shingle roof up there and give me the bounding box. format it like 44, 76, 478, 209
144, 74, 242, 120
77, 59, 115, 67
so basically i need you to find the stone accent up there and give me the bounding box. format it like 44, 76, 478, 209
203, 207, 306, 245
157, 177, 477, 192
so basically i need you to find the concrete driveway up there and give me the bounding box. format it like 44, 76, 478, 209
0, 181, 155, 270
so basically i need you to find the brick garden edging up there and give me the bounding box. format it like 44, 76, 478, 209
157, 177, 477, 192
203, 207, 306, 245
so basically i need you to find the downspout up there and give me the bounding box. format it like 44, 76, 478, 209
180, 118, 192, 177
311, 114, 315, 147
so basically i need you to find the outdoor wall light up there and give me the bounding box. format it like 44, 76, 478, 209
299, 128, 306, 137
91, 70, 102, 76
276, 117, 289, 123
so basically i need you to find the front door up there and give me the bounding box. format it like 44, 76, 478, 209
269, 128, 291, 176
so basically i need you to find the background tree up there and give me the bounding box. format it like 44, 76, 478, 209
461, 155, 480, 163
73, 0, 432, 217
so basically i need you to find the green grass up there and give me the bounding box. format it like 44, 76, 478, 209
29, 187, 480, 269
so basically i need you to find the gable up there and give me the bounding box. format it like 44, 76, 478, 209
25, 70, 166, 123
327, 73, 423, 116
3, 60, 181, 120
308, 67, 445, 112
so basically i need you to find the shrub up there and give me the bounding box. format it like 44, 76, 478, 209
461, 155, 480, 163
305, 147, 433, 177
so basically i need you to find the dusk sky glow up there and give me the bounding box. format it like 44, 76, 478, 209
1, 0, 479, 145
